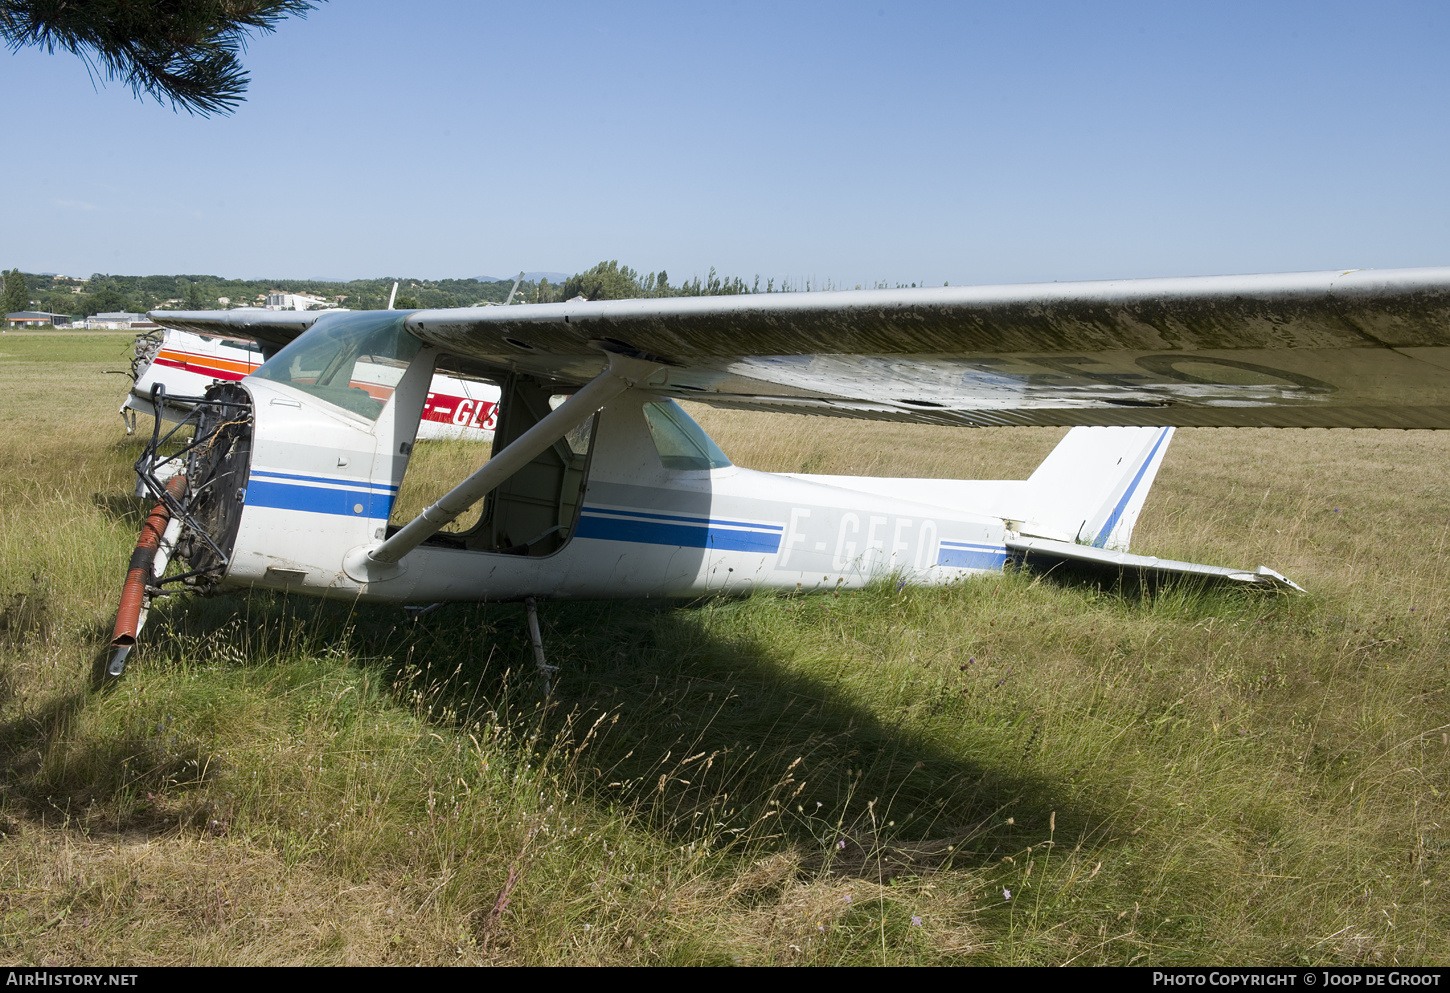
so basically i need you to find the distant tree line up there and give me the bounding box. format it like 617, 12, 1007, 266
536, 260, 756, 302
0, 261, 899, 322
1, 272, 526, 319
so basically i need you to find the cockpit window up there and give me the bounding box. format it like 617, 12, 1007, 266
642, 400, 732, 470
251, 312, 422, 421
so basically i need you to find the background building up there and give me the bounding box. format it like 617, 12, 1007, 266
5, 311, 69, 327
265, 292, 331, 311
85, 312, 159, 330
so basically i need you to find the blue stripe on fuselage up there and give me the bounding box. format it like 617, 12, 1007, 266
244, 477, 395, 518
250, 468, 399, 493
936, 541, 1008, 570
581, 505, 783, 533
576, 508, 783, 553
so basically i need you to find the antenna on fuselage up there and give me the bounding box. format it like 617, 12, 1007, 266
503, 271, 524, 306
386, 281, 399, 310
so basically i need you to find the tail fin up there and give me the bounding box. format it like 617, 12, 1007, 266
782, 424, 1176, 553
1019, 426, 1174, 550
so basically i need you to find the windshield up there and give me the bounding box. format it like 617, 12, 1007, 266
251, 312, 423, 421
642, 400, 732, 470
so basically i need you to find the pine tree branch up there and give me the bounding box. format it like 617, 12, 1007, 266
0, 1, 318, 115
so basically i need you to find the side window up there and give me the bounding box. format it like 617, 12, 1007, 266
643, 400, 732, 470
550, 394, 596, 456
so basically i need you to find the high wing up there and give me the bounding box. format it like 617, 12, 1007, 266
145, 308, 332, 355
151, 266, 1450, 428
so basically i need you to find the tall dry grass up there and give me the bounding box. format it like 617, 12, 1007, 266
1, 337, 1447, 964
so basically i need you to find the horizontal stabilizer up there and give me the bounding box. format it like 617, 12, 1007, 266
1007, 536, 1303, 591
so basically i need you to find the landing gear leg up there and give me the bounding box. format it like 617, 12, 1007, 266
524, 597, 558, 695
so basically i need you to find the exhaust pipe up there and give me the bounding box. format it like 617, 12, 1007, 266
108, 474, 187, 676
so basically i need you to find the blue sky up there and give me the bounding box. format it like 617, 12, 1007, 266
5, 1, 1448, 287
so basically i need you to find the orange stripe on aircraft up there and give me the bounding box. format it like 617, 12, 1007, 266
153, 348, 258, 380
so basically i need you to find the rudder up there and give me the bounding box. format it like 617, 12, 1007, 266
1022, 426, 1175, 550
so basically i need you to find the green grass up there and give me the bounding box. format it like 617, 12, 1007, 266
1, 342, 1448, 964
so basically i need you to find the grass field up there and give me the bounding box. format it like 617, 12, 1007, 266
1, 335, 1448, 965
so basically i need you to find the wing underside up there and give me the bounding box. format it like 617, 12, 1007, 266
144, 308, 329, 353
152, 267, 1450, 429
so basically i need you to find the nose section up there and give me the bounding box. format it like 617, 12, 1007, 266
109, 382, 256, 674
179, 384, 255, 580
130, 310, 438, 601
213, 373, 394, 595
132, 382, 255, 593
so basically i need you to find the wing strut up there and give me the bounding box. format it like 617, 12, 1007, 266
367, 351, 662, 567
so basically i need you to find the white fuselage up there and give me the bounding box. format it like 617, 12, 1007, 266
223, 370, 1009, 603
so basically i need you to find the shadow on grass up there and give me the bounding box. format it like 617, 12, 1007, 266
535, 598, 1038, 851
11, 569, 1297, 882
121, 586, 1125, 882
0, 663, 221, 831
90, 491, 148, 528
0, 576, 54, 671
